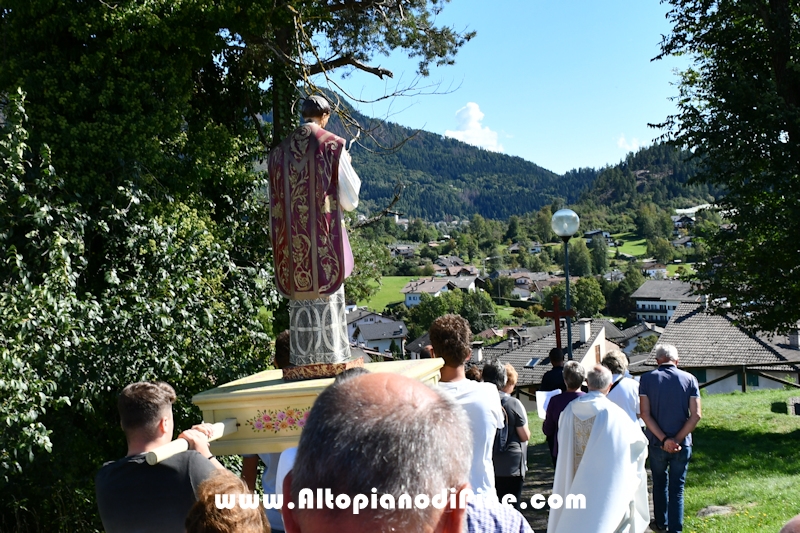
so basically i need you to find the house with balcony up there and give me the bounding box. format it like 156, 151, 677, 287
630, 280, 701, 325
400, 278, 457, 307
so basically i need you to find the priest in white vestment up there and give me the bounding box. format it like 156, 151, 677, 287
548, 365, 649, 533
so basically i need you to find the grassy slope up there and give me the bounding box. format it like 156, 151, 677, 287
683, 389, 800, 533
613, 232, 648, 257
357, 276, 415, 311
525, 389, 800, 532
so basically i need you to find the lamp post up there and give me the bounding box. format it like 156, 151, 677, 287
551, 209, 580, 360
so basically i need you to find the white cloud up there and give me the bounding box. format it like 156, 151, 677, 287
444, 103, 504, 152
617, 134, 640, 152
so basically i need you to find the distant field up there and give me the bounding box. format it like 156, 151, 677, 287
667, 263, 695, 277
357, 276, 415, 311
612, 232, 648, 257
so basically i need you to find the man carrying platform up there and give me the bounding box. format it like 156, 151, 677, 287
95, 381, 226, 533
268, 94, 361, 367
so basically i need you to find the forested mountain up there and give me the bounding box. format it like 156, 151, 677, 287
271, 93, 720, 221
322, 103, 594, 220
583, 143, 720, 209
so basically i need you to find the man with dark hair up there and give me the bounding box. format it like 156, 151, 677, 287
540, 347, 566, 392
268, 94, 361, 366
281, 372, 532, 533
274, 329, 291, 370
430, 314, 503, 496
96, 381, 225, 533
640, 344, 702, 533
419, 344, 434, 359
482, 360, 530, 508
542, 360, 586, 467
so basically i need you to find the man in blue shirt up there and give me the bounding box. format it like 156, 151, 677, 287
639, 344, 702, 533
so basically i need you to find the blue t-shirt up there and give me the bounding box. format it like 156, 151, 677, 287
639, 364, 700, 447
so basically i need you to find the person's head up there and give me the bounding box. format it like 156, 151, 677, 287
419, 344, 434, 359
548, 347, 564, 367
601, 349, 628, 376
780, 513, 800, 533
284, 373, 471, 533
301, 95, 332, 126
118, 382, 176, 443
481, 360, 507, 390
185, 470, 270, 533
274, 329, 291, 370
654, 344, 679, 365
429, 314, 472, 369
586, 365, 613, 393
503, 363, 518, 393
464, 364, 482, 381
563, 361, 587, 392
333, 366, 370, 385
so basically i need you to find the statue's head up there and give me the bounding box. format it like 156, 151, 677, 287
301, 94, 331, 119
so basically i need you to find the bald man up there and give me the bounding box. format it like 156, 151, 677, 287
281, 373, 532, 533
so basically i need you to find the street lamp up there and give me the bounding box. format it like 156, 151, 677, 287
551, 209, 580, 360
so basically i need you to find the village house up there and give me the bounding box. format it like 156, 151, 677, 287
637, 302, 800, 394
671, 236, 693, 248
346, 308, 397, 343
435, 255, 465, 268
388, 244, 416, 259
670, 214, 695, 229
584, 229, 614, 246
507, 242, 543, 254
630, 279, 702, 325
353, 321, 407, 354
400, 278, 457, 307
641, 262, 669, 279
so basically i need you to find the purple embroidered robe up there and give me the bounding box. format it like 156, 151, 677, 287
268, 123, 353, 300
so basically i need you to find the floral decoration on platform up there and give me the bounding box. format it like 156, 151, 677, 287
246, 407, 311, 433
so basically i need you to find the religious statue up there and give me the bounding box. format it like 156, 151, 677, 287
267, 95, 361, 367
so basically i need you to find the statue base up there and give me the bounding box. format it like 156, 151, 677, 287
281, 357, 364, 382
193, 358, 444, 455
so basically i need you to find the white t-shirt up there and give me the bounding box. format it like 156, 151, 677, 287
607, 373, 641, 424
438, 379, 504, 495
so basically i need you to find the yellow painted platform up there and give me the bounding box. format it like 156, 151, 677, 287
193, 358, 444, 455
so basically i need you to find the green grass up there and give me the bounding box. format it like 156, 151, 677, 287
496, 306, 516, 321
682, 389, 800, 533
357, 276, 415, 311
612, 232, 648, 257
667, 263, 696, 276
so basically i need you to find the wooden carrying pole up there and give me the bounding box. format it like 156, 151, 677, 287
146, 418, 238, 466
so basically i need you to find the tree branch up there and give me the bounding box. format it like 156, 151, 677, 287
352, 181, 404, 228
308, 55, 394, 79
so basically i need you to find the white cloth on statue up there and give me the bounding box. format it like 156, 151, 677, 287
337, 149, 361, 211
607, 372, 641, 424
438, 380, 504, 496
548, 391, 649, 533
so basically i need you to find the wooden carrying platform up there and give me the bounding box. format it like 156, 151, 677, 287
192, 358, 444, 456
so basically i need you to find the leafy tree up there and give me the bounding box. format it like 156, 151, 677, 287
505, 215, 521, 242
658, 0, 800, 332
589, 237, 609, 275
573, 277, 606, 318
647, 237, 675, 265
0, 93, 273, 526
486, 277, 516, 300
568, 240, 592, 278
345, 224, 391, 304
634, 334, 659, 354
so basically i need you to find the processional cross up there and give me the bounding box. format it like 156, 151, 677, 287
538, 295, 576, 351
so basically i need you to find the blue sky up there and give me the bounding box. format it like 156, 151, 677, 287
324, 0, 689, 175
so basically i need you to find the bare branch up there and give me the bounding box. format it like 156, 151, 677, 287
352, 181, 405, 228
308, 55, 394, 79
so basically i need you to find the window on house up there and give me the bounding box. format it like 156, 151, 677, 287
688, 369, 707, 383
736, 372, 759, 387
